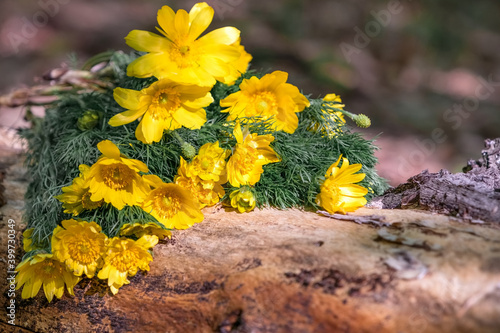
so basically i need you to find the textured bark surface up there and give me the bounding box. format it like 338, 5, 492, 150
371, 138, 500, 223
1, 153, 500, 333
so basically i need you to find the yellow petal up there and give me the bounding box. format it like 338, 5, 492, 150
203, 44, 241, 62
233, 123, 243, 143
188, 3, 213, 41
325, 155, 342, 177
125, 30, 169, 53
157, 5, 176, 39
97, 140, 121, 159
339, 184, 369, 197
143, 175, 164, 188
113, 87, 142, 110
138, 113, 164, 144
127, 53, 169, 79
198, 27, 240, 46
136, 235, 159, 249
173, 107, 206, 129
174, 9, 190, 37
109, 106, 147, 127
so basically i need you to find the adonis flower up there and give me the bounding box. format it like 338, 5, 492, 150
230, 187, 256, 213
189, 142, 230, 182
142, 175, 204, 229
55, 164, 103, 216
16, 254, 80, 302
120, 222, 172, 240
86, 140, 150, 210
52, 219, 108, 278
226, 123, 280, 187
175, 157, 225, 208
220, 71, 310, 134
125, 2, 244, 87
110, 79, 213, 144
97, 235, 158, 295
316, 155, 368, 214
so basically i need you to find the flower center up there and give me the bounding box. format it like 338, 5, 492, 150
151, 89, 182, 120
233, 145, 259, 174
170, 42, 199, 69
158, 93, 169, 104
67, 237, 101, 264
81, 189, 103, 210
43, 261, 56, 274
153, 189, 182, 219
200, 158, 212, 171
249, 92, 278, 117
179, 45, 190, 55
109, 249, 139, 272
323, 181, 342, 206
101, 163, 134, 190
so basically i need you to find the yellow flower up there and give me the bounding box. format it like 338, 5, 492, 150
189, 142, 230, 182
230, 187, 256, 213
226, 123, 280, 187
120, 222, 172, 240
15, 254, 80, 302
142, 175, 204, 229
308, 94, 346, 138
110, 79, 213, 144
174, 157, 225, 208
97, 235, 158, 295
323, 93, 346, 123
125, 2, 243, 87
316, 155, 368, 214
55, 164, 103, 216
85, 140, 150, 210
22, 228, 35, 252
51, 219, 108, 278
220, 71, 310, 134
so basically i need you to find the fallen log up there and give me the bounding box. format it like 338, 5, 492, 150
1, 152, 500, 333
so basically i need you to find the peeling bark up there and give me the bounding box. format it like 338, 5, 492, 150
371, 138, 500, 223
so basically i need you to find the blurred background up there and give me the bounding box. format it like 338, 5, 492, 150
1, 0, 499, 186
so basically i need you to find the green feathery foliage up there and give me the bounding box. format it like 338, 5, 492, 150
20, 51, 388, 248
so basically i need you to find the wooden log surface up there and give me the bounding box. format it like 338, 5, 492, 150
1, 153, 500, 333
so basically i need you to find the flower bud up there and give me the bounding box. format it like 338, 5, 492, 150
77, 110, 100, 131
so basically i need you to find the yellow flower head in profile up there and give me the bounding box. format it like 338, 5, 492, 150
220, 71, 310, 134
110, 79, 213, 144
189, 141, 230, 182
125, 2, 245, 86
55, 164, 103, 216
316, 155, 368, 214
226, 123, 280, 187
97, 235, 158, 295
86, 140, 150, 210
120, 222, 172, 240
319, 93, 346, 137
230, 187, 256, 213
16, 253, 80, 302
52, 219, 108, 278
142, 175, 204, 229
175, 157, 225, 208
22, 228, 35, 252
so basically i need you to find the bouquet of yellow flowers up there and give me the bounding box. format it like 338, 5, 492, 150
17, 2, 386, 302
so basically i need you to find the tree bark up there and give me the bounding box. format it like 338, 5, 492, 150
1, 152, 500, 333
371, 138, 500, 223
